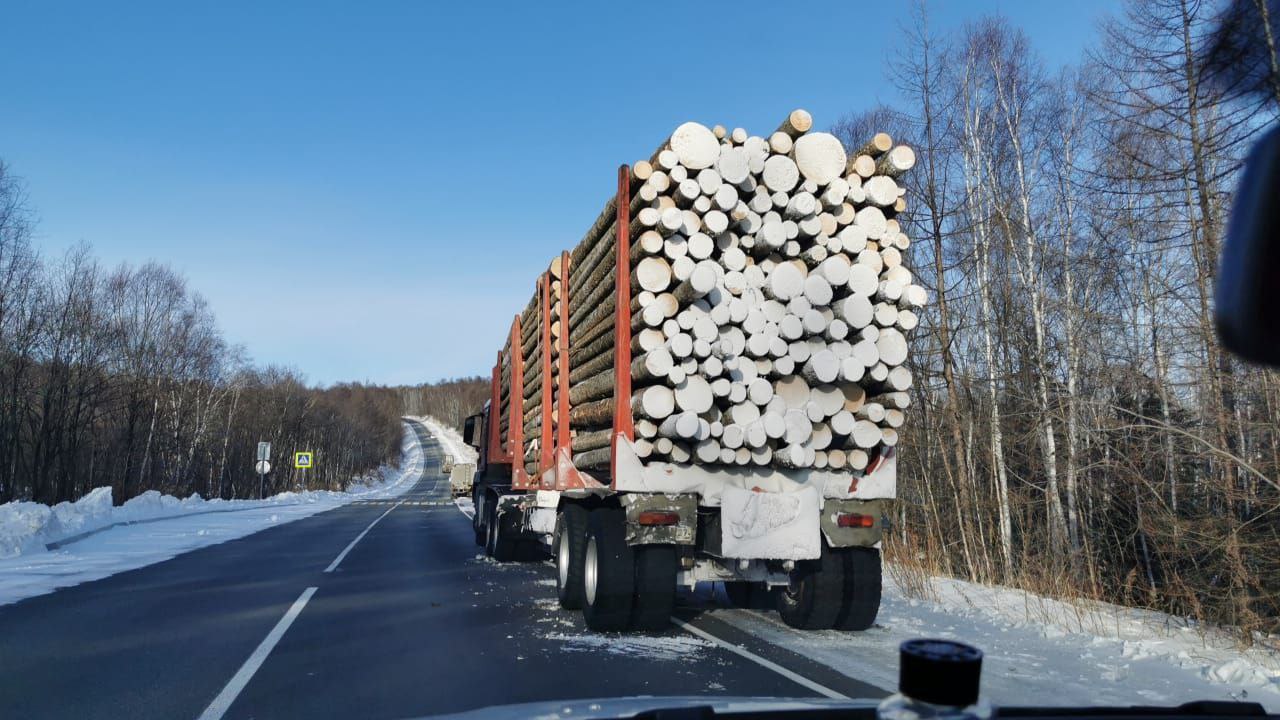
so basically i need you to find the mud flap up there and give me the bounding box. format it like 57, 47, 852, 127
719, 484, 821, 560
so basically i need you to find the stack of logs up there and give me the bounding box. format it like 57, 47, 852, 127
517, 109, 922, 474
518, 257, 566, 475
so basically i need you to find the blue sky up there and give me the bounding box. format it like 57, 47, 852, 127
2, 0, 1117, 386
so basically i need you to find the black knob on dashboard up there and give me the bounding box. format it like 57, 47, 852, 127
898, 639, 984, 707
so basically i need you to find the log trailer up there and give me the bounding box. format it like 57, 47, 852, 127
461, 160, 896, 633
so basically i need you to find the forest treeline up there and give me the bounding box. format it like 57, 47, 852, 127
866, 0, 1280, 639
395, 377, 490, 430
0, 164, 404, 504
6, 0, 1280, 642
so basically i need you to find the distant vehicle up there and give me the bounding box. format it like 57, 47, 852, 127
449, 462, 475, 498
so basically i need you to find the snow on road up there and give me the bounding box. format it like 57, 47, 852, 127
449, 482, 1277, 708
700, 571, 1280, 709
21, 408, 1260, 710
411, 415, 475, 466
455, 497, 475, 519
544, 631, 715, 661
0, 422, 427, 607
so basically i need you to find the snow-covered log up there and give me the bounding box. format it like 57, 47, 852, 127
528, 112, 923, 472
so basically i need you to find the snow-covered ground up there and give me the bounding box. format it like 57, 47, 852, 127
455, 497, 476, 519
446, 483, 1279, 708
0, 422, 425, 607
700, 570, 1280, 709
411, 415, 475, 466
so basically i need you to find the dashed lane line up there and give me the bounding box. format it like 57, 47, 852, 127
353, 500, 452, 506
197, 587, 318, 720
198, 425, 447, 719
324, 501, 403, 573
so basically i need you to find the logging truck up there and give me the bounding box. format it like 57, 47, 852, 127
461, 113, 913, 632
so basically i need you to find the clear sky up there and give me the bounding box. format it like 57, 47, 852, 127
1, 0, 1117, 386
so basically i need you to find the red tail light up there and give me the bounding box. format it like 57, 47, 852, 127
637, 511, 680, 526
836, 513, 875, 528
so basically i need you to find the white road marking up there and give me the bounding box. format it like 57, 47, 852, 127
198, 587, 318, 720
324, 501, 403, 573
671, 617, 848, 700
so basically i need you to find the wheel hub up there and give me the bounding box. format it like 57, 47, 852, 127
784, 569, 804, 600
584, 537, 599, 605
557, 526, 571, 589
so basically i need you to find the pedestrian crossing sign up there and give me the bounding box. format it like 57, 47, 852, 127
294, 452, 313, 469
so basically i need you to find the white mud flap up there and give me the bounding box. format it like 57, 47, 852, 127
720, 484, 821, 560
528, 507, 557, 535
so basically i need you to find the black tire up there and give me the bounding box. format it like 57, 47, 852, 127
516, 538, 546, 562
582, 508, 634, 631
472, 491, 486, 547
483, 497, 498, 557
631, 545, 677, 631
724, 581, 772, 610
834, 547, 882, 631
777, 543, 845, 630
555, 504, 590, 609
486, 497, 518, 562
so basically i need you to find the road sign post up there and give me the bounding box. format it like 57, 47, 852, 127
257, 442, 271, 499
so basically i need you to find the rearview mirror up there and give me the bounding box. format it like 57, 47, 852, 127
1216, 124, 1280, 367
462, 414, 482, 449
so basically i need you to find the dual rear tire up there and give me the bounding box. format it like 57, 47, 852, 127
483, 494, 520, 561
554, 504, 589, 609
472, 490, 486, 547
554, 505, 879, 633
777, 545, 881, 631
560, 506, 677, 632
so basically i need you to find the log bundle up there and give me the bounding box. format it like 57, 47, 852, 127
512, 110, 922, 474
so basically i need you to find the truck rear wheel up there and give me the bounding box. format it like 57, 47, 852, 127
554, 504, 589, 609
630, 545, 677, 631
472, 491, 486, 547
777, 543, 845, 630
834, 547, 881, 631
582, 508, 634, 631
485, 498, 518, 562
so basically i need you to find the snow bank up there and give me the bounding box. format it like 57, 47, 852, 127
702, 570, 1280, 708
0, 447, 417, 561
411, 415, 476, 466
0, 422, 426, 606
910, 573, 1280, 704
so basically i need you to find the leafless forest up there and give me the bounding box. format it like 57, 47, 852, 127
865, 0, 1280, 638
3, 0, 1279, 639
0, 162, 404, 504
396, 378, 490, 430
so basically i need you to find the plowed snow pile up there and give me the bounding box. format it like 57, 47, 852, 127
701, 572, 1280, 708
0, 422, 425, 605
412, 415, 476, 466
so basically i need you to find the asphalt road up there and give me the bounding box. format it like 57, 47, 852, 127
0, 420, 886, 719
